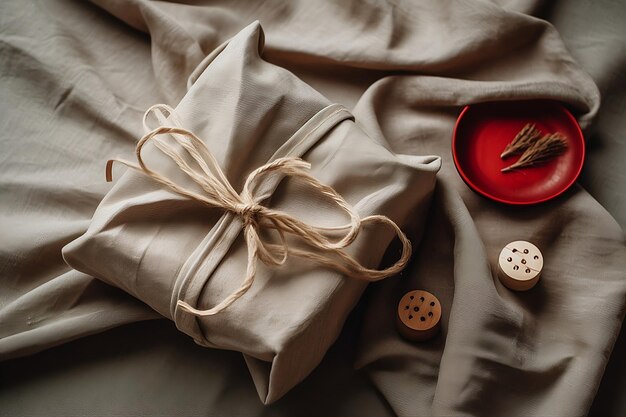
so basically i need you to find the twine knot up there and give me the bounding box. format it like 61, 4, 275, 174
235, 203, 263, 225
106, 104, 412, 317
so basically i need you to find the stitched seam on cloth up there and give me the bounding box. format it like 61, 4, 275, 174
271, 106, 352, 159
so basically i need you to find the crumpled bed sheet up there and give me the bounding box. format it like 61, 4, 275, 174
1, 0, 625, 416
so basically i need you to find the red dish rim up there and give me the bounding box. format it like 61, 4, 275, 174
451, 102, 586, 205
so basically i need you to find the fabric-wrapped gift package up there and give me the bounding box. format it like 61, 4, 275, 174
62, 22, 441, 404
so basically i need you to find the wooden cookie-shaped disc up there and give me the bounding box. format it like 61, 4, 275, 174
396, 290, 441, 341
498, 240, 543, 291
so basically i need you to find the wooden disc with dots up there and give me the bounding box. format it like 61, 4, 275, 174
498, 240, 543, 291
396, 290, 441, 341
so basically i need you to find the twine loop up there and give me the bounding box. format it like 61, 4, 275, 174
106, 104, 412, 317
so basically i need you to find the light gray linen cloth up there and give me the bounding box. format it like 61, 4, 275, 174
1, 0, 625, 416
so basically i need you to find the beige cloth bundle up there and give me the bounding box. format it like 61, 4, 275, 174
62, 22, 440, 403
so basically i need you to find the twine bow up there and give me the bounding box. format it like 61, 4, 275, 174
106, 104, 411, 317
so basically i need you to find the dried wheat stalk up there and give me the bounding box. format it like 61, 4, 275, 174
500, 123, 543, 159
501, 133, 568, 172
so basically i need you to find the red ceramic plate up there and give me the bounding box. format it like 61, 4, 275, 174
452, 100, 585, 205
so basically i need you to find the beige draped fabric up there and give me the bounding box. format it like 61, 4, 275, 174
1, 0, 625, 416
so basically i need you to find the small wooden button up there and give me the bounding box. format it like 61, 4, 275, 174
396, 290, 441, 341
498, 240, 543, 291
